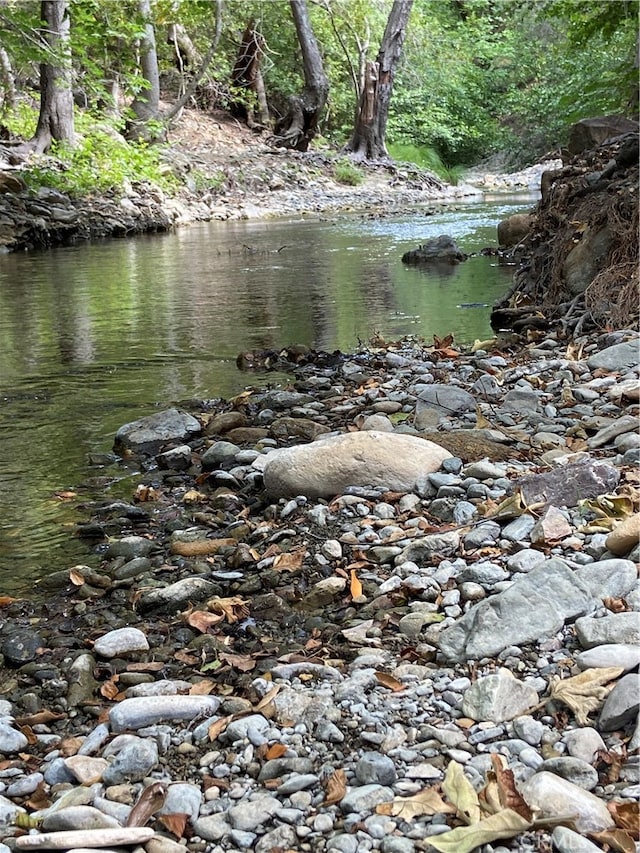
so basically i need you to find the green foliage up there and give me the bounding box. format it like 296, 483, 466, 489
21, 111, 177, 197
333, 158, 363, 185
387, 142, 465, 185
1, 99, 38, 137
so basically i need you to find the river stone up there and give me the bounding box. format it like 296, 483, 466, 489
587, 414, 640, 449
438, 558, 594, 661
513, 461, 619, 508
67, 653, 99, 708
574, 612, 640, 648
138, 577, 216, 611
261, 431, 452, 498
606, 512, 640, 555
0, 720, 29, 753
93, 627, 149, 658
114, 408, 201, 453
340, 784, 395, 814
109, 695, 221, 732
563, 728, 606, 764
576, 643, 640, 672
1, 628, 42, 665
461, 669, 538, 722
401, 235, 467, 264
355, 752, 397, 785
415, 385, 476, 422
102, 736, 158, 784
520, 772, 614, 833
587, 339, 640, 373
41, 805, 120, 831
573, 558, 637, 600
551, 826, 604, 853
598, 673, 640, 731
538, 757, 599, 790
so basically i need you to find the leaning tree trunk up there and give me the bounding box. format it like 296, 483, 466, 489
271, 0, 329, 151
126, 0, 161, 140
346, 0, 412, 161
31, 0, 75, 154
230, 20, 270, 128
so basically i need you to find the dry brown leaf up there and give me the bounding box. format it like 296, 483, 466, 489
350, 569, 363, 599
207, 596, 250, 623
126, 782, 167, 827
59, 736, 83, 757
374, 672, 405, 693
25, 781, 51, 812
442, 760, 481, 825
171, 537, 236, 557
14, 710, 65, 727
174, 649, 200, 665
590, 828, 637, 853
376, 787, 456, 819
265, 743, 288, 760
69, 567, 86, 586
126, 661, 165, 672
484, 491, 526, 520
18, 725, 37, 746
254, 684, 281, 712
549, 667, 624, 725
323, 769, 347, 805
208, 715, 234, 741
603, 597, 628, 613
608, 801, 640, 840
183, 489, 207, 503
272, 549, 306, 572
189, 679, 216, 695
426, 808, 532, 853
100, 678, 121, 700
186, 609, 225, 633
158, 813, 189, 838
489, 754, 534, 821
219, 652, 256, 672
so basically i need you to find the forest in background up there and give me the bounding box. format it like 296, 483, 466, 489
0, 0, 637, 195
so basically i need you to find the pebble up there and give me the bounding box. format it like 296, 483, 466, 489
1, 331, 638, 853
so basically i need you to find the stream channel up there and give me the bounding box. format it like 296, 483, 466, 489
0, 194, 536, 593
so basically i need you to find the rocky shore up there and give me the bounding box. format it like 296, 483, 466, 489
0, 324, 639, 852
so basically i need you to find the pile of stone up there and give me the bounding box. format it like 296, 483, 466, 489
0, 328, 638, 853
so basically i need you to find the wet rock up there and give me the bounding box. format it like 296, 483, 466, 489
520, 771, 614, 833
262, 430, 451, 498
497, 212, 533, 247
438, 558, 594, 661
114, 407, 201, 453
137, 577, 215, 611
1, 628, 42, 665
401, 235, 467, 264
156, 444, 192, 470
106, 535, 154, 559
461, 668, 538, 722
514, 461, 620, 508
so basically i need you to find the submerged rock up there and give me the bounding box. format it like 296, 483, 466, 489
114, 407, 201, 453
401, 235, 467, 264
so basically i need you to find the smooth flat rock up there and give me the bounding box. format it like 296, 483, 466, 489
438, 558, 594, 661
520, 772, 614, 833
461, 668, 538, 722
576, 643, 640, 672
109, 695, 221, 732
262, 431, 452, 498
574, 558, 637, 600
575, 612, 640, 648
551, 825, 603, 853
514, 461, 619, 508
114, 408, 201, 453
587, 339, 640, 373
606, 512, 640, 555
598, 673, 640, 731
93, 627, 149, 658
415, 385, 476, 423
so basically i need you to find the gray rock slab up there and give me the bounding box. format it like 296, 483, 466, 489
462, 668, 538, 722
574, 559, 637, 600
102, 736, 158, 785
438, 558, 594, 661
538, 757, 598, 790
563, 728, 605, 764
262, 431, 452, 498
576, 643, 640, 672
340, 784, 395, 814
415, 385, 476, 421
93, 627, 149, 658
587, 414, 640, 449
575, 612, 640, 648
599, 673, 640, 731
551, 825, 603, 853
138, 577, 216, 611
513, 461, 620, 508
587, 339, 640, 373
396, 531, 460, 564
109, 695, 221, 732
114, 408, 201, 453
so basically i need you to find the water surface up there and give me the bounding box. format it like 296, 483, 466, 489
0, 196, 535, 591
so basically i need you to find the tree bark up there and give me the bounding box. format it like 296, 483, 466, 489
271, 0, 329, 151
31, 0, 75, 154
231, 21, 270, 128
126, 0, 161, 140
345, 0, 413, 161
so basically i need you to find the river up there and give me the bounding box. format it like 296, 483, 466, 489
0, 195, 535, 593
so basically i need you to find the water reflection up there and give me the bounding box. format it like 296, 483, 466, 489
0, 197, 536, 591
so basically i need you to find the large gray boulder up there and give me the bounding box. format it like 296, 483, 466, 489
261, 430, 452, 498
114, 408, 201, 453
567, 115, 638, 155
497, 213, 533, 247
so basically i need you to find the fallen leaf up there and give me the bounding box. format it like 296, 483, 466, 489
488, 754, 534, 820
590, 828, 637, 853
219, 652, 256, 672
18, 725, 37, 746
126, 782, 167, 827
69, 567, 85, 586
484, 491, 526, 520
323, 768, 347, 805
549, 667, 624, 725
158, 813, 188, 838
189, 679, 216, 695
376, 787, 456, 819
374, 672, 405, 693
603, 597, 628, 613
442, 760, 481, 825
272, 549, 306, 572
350, 569, 363, 599
14, 710, 65, 727
254, 684, 281, 712
608, 801, 640, 839
174, 649, 200, 665
265, 743, 287, 760
171, 537, 236, 557
207, 596, 250, 624
186, 610, 225, 633
24, 781, 51, 812
426, 808, 532, 853
183, 489, 207, 503
100, 678, 122, 700
208, 715, 234, 741
0, 595, 18, 607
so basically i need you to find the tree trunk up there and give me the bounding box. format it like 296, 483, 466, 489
345, 0, 413, 161
0, 47, 16, 112
31, 0, 75, 154
230, 20, 270, 128
271, 0, 329, 151
126, 0, 161, 140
